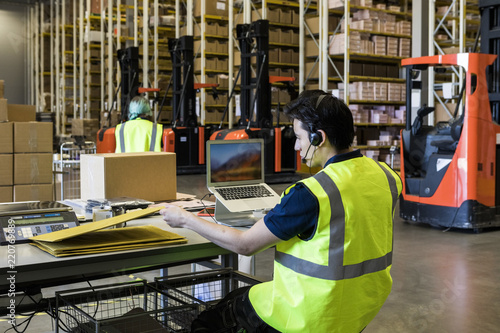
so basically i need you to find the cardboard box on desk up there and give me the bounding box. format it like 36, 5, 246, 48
80, 152, 177, 202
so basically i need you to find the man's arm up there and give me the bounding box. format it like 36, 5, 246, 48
159, 204, 282, 256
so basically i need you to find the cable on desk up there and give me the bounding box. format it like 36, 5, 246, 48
200, 193, 219, 224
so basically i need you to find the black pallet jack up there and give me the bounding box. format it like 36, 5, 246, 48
160, 35, 213, 174
210, 20, 299, 184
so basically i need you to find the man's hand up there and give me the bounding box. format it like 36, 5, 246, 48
159, 204, 191, 228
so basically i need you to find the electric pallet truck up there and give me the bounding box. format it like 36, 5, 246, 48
210, 20, 299, 183
399, 53, 500, 231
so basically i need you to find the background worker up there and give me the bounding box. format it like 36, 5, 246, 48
159, 90, 402, 333
115, 95, 163, 152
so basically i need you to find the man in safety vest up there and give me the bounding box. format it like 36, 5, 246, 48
159, 90, 402, 332
115, 96, 162, 153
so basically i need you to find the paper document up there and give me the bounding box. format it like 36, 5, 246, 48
30, 225, 187, 257
30, 207, 161, 242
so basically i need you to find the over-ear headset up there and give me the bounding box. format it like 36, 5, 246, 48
309, 95, 326, 146
309, 130, 322, 146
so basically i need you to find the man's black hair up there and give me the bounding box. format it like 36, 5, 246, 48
284, 89, 355, 150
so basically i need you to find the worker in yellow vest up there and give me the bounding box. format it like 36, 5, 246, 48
115, 96, 162, 153
159, 90, 402, 333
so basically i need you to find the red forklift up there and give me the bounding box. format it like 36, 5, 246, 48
399, 52, 500, 231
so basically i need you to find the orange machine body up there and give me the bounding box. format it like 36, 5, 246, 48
96, 127, 116, 153
400, 53, 500, 230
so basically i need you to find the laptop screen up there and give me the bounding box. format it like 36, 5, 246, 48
206, 139, 265, 187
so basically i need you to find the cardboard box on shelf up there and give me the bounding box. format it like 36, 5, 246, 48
216, 58, 228, 71
279, 8, 293, 24
14, 153, 53, 185
217, 23, 229, 36
198, 22, 218, 36
305, 38, 319, 57
14, 122, 53, 153
13, 184, 53, 202
194, 40, 217, 54
279, 49, 293, 64
269, 48, 280, 63
194, 0, 227, 17
217, 40, 228, 54
280, 29, 293, 45
251, 8, 279, 23
269, 28, 281, 44
7, 104, 36, 122
90, 0, 108, 14
0, 122, 13, 153
396, 21, 412, 35
0, 154, 13, 186
0, 186, 12, 203
80, 152, 177, 201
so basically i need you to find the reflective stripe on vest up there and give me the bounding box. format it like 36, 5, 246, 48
118, 120, 159, 152
276, 162, 399, 280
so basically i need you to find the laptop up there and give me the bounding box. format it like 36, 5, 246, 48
206, 139, 281, 226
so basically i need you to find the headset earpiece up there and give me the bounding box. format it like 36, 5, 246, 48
309, 130, 322, 146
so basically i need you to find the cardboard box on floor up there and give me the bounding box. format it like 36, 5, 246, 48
13, 184, 53, 202
14, 122, 53, 153
80, 152, 177, 202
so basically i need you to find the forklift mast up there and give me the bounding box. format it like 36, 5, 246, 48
236, 20, 272, 128
168, 36, 197, 128
117, 47, 140, 122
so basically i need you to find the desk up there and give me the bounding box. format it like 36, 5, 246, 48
0, 214, 238, 294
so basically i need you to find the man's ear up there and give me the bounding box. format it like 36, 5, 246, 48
317, 129, 327, 147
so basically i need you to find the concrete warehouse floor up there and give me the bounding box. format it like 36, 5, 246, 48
2, 173, 500, 333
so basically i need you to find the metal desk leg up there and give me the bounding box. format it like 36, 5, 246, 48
221, 253, 238, 271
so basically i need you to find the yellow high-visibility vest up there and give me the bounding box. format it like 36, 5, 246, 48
115, 119, 162, 153
249, 156, 402, 333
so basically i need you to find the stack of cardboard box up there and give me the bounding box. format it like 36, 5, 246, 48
13, 122, 53, 202
0, 80, 53, 202
0, 122, 13, 202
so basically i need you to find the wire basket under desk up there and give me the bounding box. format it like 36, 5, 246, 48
154, 268, 264, 308
55, 280, 205, 333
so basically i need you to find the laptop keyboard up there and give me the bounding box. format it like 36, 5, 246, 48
216, 185, 274, 201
